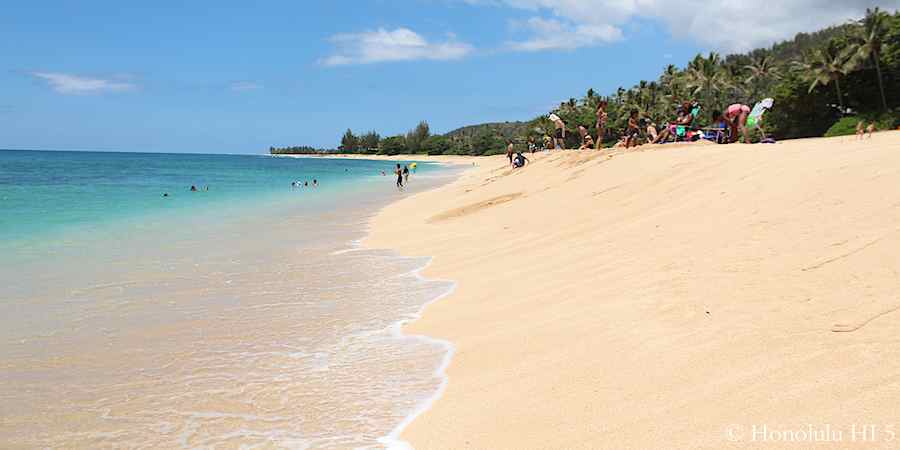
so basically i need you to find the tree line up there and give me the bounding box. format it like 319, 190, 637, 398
271, 8, 899, 156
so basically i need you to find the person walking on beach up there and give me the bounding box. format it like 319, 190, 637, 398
395, 164, 404, 191
549, 113, 566, 149
595, 100, 608, 149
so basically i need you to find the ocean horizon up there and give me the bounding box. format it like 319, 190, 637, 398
0, 149, 461, 448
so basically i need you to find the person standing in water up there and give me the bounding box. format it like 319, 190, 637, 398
395, 164, 404, 191
402, 165, 410, 184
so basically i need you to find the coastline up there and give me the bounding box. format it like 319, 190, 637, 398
277, 153, 479, 165
365, 133, 900, 449
0, 155, 470, 448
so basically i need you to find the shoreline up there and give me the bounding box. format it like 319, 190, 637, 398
277, 153, 479, 166
365, 132, 900, 449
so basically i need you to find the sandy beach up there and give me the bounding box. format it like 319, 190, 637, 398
367, 133, 900, 449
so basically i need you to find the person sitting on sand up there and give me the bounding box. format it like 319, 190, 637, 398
625, 110, 641, 148
595, 100, 608, 149
579, 134, 595, 150
724, 103, 752, 143
512, 151, 529, 169
578, 125, 588, 139
651, 102, 696, 144
549, 113, 566, 149
543, 134, 553, 151
646, 121, 659, 143
706, 110, 730, 144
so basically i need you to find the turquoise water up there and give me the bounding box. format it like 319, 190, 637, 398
0, 150, 431, 256
0, 149, 460, 448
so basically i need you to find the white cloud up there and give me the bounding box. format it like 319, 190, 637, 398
31, 72, 136, 95
321, 27, 473, 66
230, 81, 263, 91
508, 17, 622, 51
468, 0, 900, 52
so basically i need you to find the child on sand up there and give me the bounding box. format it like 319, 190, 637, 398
856, 121, 866, 140
528, 136, 537, 154
579, 134, 595, 150
646, 121, 659, 143
512, 151, 529, 169
596, 100, 608, 150
625, 110, 640, 148
867, 122, 876, 138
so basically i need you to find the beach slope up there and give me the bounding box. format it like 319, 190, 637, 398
367, 133, 900, 449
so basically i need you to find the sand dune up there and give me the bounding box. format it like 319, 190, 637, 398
366, 133, 900, 449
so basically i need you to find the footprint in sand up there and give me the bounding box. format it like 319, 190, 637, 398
428, 193, 524, 223
832, 302, 900, 332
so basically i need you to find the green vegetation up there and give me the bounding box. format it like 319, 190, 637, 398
824, 113, 900, 137
271, 8, 900, 156
269, 145, 337, 155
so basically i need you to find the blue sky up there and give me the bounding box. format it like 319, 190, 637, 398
3, 0, 896, 153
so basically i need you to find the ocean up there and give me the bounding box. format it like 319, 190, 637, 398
0, 150, 460, 449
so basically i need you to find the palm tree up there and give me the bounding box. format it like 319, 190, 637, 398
744, 54, 781, 100
796, 40, 854, 112
848, 7, 889, 111
687, 52, 726, 107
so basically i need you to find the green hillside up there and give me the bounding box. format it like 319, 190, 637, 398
272, 8, 900, 155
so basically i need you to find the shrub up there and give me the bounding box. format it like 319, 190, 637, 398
824, 111, 900, 137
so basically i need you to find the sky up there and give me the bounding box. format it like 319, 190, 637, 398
3, 0, 898, 153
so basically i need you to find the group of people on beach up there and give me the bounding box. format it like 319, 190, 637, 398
529, 98, 776, 153
856, 121, 879, 139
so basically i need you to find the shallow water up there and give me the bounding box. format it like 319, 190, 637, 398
0, 150, 459, 448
